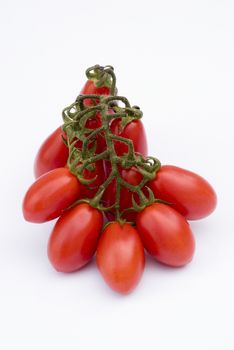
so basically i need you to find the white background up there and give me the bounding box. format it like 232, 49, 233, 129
0, 1, 233, 349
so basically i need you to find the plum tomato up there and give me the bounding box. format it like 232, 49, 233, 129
23, 168, 81, 223
34, 127, 68, 178
148, 165, 217, 220
110, 118, 148, 157
48, 203, 103, 272
96, 222, 145, 294
136, 203, 195, 267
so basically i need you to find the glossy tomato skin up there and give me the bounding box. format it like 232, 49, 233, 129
110, 118, 148, 156
23, 168, 81, 223
136, 203, 195, 267
48, 204, 103, 272
148, 165, 217, 220
96, 222, 145, 294
34, 127, 69, 178
80, 80, 110, 106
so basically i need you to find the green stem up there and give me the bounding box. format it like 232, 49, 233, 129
85, 65, 117, 94
81, 126, 105, 158
110, 134, 135, 158
103, 96, 131, 108
62, 65, 161, 222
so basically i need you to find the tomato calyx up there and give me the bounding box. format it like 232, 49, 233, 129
102, 216, 137, 231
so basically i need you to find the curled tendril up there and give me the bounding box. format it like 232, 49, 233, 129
131, 187, 155, 212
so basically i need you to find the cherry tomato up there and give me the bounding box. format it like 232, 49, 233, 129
110, 118, 147, 156
96, 222, 145, 294
48, 203, 103, 272
23, 168, 81, 223
103, 166, 142, 222
136, 203, 195, 267
148, 165, 217, 220
34, 127, 68, 178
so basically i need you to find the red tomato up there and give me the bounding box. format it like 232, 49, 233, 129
34, 113, 106, 179
136, 203, 195, 267
34, 127, 68, 178
23, 168, 81, 223
104, 117, 147, 179
103, 119, 148, 220
48, 203, 103, 272
96, 222, 145, 294
74, 111, 106, 154
110, 118, 147, 156
148, 165, 217, 220
34, 80, 110, 178
103, 166, 142, 222
80, 80, 111, 106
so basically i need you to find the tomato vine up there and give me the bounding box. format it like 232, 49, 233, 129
23, 63, 217, 293
62, 65, 161, 222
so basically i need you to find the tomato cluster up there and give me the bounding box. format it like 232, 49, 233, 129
22, 65, 217, 294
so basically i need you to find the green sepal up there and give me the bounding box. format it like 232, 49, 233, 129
77, 173, 97, 186
120, 116, 135, 132
132, 195, 145, 212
